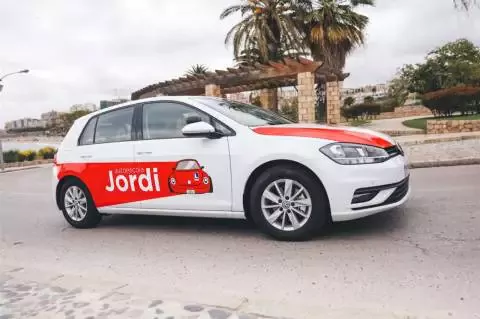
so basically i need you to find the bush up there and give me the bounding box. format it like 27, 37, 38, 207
2, 150, 20, 163
342, 103, 382, 121
423, 85, 480, 116
38, 146, 56, 159
18, 150, 37, 162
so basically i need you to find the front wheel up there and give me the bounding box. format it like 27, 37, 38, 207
249, 165, 329, 241
60, 180, 101, 228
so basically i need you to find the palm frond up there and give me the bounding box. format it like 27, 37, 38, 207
220, 5, 245, 19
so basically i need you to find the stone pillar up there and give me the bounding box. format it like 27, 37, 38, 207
297, 72, 316, 123
205, 83, 222, 97
326, 80, 343, 125
259, 88, 278, 111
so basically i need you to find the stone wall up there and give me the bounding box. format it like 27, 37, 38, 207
376, 105, 432, 120
427, 119, 480, 134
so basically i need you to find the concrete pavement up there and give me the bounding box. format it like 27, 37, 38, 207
1, 166, 480, 318
364, 115, 429, 132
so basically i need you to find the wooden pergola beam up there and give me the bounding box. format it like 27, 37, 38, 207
131, 58, 335, 99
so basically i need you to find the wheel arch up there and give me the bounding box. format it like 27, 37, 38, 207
55, 175, 88, 210
242, 159, 331, 221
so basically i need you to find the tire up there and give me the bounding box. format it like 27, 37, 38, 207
60, 179, 101, 229
249, 165, 329, 241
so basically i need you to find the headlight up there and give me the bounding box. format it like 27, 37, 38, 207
320, 143, 390, 165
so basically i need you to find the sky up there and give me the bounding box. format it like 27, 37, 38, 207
0, 0, 479, 127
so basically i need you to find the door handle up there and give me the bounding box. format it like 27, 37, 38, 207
80, 155, 92, 159
136, 151, 152, 155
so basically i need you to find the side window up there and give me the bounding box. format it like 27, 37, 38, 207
142, 102, 210, 139
94, 107, 134, 144
79, 117, 97, 146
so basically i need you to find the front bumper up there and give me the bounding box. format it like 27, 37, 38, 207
310, 154, 410, 222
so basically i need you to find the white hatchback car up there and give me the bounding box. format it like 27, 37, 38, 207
53, 96, 410, 240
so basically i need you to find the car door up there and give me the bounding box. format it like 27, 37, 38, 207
74, 105, 139, 211
133, 101, 232, 212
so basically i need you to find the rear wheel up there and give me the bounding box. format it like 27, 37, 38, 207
60, 180, 101, 228
249, 165, 329, 241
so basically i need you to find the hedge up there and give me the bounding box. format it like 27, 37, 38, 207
2, 147, 57, 163
341, 103, 381, 121
422, 86, 480, 117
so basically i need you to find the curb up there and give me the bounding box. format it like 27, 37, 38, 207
409, 158, 480, 169
400, 134, 480, 146
0, 166, 42, 174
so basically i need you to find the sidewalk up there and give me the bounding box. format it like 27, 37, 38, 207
402, 138, 480, 168
0, 164, 52, 174
1, 267, 272, 319
396, 131, 480, 145
364, 116, 427, 133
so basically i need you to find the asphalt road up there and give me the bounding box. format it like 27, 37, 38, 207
1, 166, 479, 319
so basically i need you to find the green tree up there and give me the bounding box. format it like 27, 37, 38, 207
343, 96, 355, 107
401, 39, 480, 94
300, 0, 374, 70
186, 64, 209, 76
220, 0, 305, 64
363, 95, 374, 103
387, 76, 409, 107
59, 110, 91, 134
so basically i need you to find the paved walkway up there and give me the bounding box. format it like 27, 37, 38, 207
364, 116, 430, 132
403, 138, 480, 165
1, 269, 270, 319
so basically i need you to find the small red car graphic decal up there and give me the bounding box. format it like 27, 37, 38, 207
168, 159, 213, 194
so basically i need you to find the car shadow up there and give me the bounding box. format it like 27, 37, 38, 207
99, 206, 408, 241
323, 206, 409, 240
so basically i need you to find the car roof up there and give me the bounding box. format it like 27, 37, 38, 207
85, 96, 222, 119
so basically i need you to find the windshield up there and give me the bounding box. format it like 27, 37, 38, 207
193, 97, 293, 127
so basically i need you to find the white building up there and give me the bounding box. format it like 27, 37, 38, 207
5, 118, 47, 131
341, 83, 389, 104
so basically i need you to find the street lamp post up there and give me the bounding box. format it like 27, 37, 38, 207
0, 69, 29, 171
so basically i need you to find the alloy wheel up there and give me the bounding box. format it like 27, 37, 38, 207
64, 186, 88, 222
261, 179, 312, 231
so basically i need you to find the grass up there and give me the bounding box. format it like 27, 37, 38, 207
402, 114, 480, 130
347, 119, 371, 127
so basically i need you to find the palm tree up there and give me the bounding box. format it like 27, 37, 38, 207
455, 0, 477, 9
220, 0, 306, 63
186, 64, 209, 76
301, 0, 374, 70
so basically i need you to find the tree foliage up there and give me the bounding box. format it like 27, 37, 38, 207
221, 0, 372, 69
220, 0, 306, 64
343, 96, 355, 107
400, 39, 480, 94
185, 64, 210, 76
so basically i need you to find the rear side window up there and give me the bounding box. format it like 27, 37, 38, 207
94, 107, 134, 144
142, 102, 210, 140
79, 117, 97, 146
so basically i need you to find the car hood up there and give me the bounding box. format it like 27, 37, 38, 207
252, 124, 395, 148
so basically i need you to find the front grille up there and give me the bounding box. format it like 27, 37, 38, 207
352, 177, 409, 210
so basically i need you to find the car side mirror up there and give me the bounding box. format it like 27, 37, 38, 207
182, 121, 217, 138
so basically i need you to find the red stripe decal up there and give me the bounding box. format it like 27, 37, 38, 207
252, 127, 393, 148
